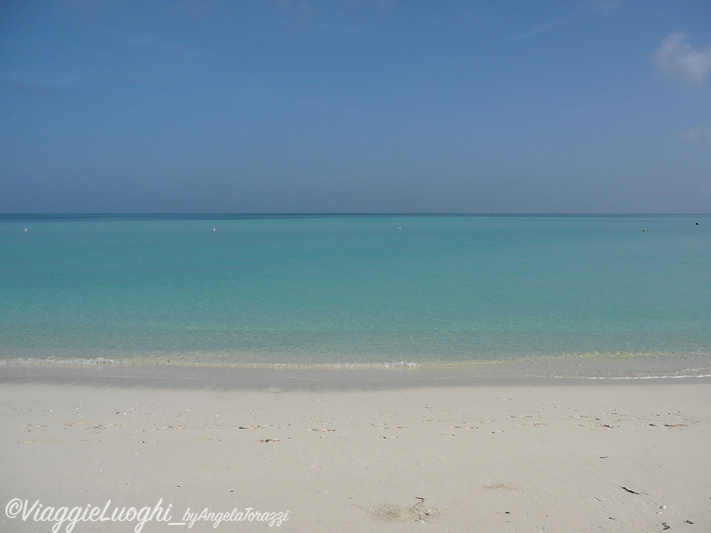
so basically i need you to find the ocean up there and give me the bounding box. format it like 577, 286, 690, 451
1, 214, 710, 378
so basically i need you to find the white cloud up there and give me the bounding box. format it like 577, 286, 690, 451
653, 32, 711, 85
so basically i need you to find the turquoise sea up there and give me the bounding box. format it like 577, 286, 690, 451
1, 214, 710, 377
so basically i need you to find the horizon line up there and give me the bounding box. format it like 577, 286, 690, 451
1, 212, 709, 218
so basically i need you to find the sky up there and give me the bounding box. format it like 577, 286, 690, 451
1, 0, 710, 214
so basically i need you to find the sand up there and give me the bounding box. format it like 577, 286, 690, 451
1, 366, 709, 532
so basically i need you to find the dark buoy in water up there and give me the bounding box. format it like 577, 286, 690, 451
696, 222, 700, 226
642, 229, 646, 232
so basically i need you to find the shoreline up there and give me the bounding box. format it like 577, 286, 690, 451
2, 355, 711, 390
2, 361, 711, 391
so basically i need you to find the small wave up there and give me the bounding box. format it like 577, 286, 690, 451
245, 361, 422, 370
573, 373, 711, 380
0, 357, 121, 366
0, 357, 421, 370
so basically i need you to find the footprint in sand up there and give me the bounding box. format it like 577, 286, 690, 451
23, 424, 47, 430
483, 482, 518, 492
368, 498, 439, 523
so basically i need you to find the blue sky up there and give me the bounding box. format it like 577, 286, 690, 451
1, 1, 710, 213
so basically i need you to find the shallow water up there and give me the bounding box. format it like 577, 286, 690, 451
1, 214, 710, 377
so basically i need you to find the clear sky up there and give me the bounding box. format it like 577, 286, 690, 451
1, 1, 710, 214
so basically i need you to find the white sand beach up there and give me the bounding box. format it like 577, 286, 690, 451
1, 367, 709, 532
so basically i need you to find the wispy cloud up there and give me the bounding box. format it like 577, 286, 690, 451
653, 32, 711, 86
514, 8, 592, 41
514, 1, 617, 42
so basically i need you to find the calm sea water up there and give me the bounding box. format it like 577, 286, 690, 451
1, 214, 710, 376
